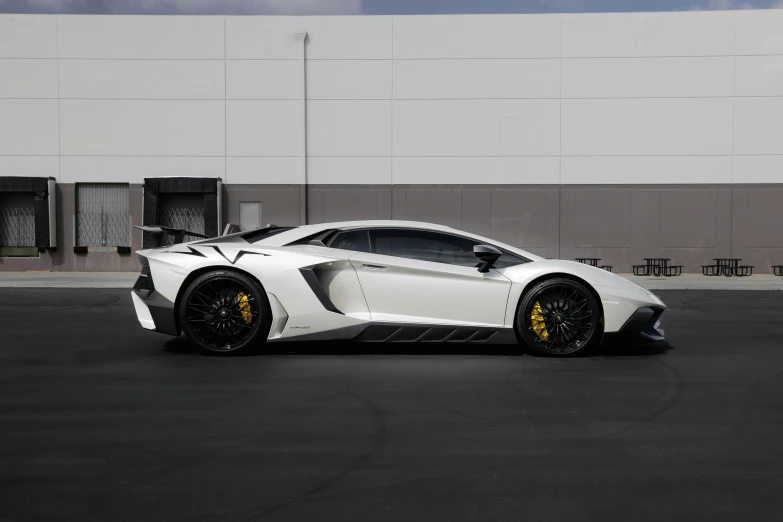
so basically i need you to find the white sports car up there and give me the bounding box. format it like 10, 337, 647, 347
131, 220, 665, 356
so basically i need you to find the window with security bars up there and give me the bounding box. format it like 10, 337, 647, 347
0, 193, 36, 247
158, 193, 206, 246
76, 183, 131, 247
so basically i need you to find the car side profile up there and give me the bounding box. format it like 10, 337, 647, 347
131, 220, 665, 356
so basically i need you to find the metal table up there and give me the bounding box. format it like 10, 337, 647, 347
702, 258, 754, 277
575, 258, 601, 267
575, 258, 613, 273
633, 258, 682, 277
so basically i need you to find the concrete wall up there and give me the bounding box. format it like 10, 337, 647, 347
1, 11, 783, 271
3, 11, 783, 184
227, 183, 782, 274
2, 183, 782, 273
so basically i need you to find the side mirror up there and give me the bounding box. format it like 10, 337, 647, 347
474, 245, 502, 273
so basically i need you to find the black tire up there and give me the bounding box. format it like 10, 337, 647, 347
179, 270, 272, 354
515, 278, 601, 357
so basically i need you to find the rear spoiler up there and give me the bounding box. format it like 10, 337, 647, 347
135, 223, 246, 247
134, 225, 208, 247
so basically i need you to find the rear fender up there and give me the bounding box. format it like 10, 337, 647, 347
141, 244, 345, 303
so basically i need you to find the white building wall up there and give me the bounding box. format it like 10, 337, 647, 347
226, 16, 393, 185
0, 16, 59, 179
1, 11, 782, 185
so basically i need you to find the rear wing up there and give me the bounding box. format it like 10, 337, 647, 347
135, 223, 284, 248
134, 225, 208, 248
222, 223, 241, 235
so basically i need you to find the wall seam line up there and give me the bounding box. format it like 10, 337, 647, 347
56, 15, 61, 180
559, 13, 563, 187
55, 15, 62, 272
731, 12, 737, 186
0, 154, 761, 157
658, 188, 662, 253
731, 11, 737, 254
224, 16, 228, 185
391, 15, 395, 187
8, 53, 783, 61
559, 13, 564, 258
9, 96, 783, 101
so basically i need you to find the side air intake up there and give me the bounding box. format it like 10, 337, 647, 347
298, 265, 344, 315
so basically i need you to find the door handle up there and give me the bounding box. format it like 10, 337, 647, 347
361, 263, 387, 271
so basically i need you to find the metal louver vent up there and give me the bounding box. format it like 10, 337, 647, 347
0, 193, 36, 247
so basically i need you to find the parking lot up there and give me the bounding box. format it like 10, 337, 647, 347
2, 288, 783, 521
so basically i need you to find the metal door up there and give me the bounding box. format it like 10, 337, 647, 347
0, 193, 36, 247
76, 183, 130, 247
239, 202, 262, 231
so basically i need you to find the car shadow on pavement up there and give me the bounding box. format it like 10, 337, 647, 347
161, 336, 672, 358
600, 339, 673, 357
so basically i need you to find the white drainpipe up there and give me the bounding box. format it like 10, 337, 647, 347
295, 32, 309, 225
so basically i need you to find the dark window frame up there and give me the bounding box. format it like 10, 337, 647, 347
326, 229, 371, 253
244, 226, 297, 243
288, 226, 531, 269
329, 227, 530, 268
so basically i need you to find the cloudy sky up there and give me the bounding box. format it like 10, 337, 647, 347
0, 0, 782, 15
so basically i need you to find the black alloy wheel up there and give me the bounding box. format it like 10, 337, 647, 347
516, 278, 601, 357
179, 270, 271, 354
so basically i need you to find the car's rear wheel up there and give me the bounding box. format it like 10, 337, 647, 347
179, 270, 271, 354
516, 278, 601, 357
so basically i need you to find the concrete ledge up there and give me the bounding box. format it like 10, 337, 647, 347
0, 271, 782, 290
0, 272, 138, 288
619, 274, 783, 291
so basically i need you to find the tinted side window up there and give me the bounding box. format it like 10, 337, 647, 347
370, 229, 478, 267
329, 230, 370, 253
370, 228, 527, 269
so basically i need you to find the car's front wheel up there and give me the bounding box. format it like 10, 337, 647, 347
516, 278, 601, 357
179, 270, 271, 354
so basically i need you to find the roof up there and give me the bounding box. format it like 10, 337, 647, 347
258, 220, 544, 261
315, 220, 459, 232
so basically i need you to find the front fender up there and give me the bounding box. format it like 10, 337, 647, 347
499, 260, 665, 332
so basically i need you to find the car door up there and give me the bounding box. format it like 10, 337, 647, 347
343, 228, 513, 327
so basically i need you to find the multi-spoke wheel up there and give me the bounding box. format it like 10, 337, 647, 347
516, 278, 601, 357
179, 270, 271, 354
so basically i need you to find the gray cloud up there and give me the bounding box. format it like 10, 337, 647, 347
690, 0, 768, 9
0, 0, 363, 14
11, 0, 88, 10
113, 0, 363, 15
2, 0, 782, 14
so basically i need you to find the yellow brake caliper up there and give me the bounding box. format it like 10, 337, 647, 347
530, 301, 549, 342
237, 292, 252, 324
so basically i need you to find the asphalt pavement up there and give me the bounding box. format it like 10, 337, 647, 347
3, 271, 783, 290
1, 289, 782, 521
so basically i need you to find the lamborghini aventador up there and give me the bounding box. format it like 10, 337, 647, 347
131, 220, 665, 356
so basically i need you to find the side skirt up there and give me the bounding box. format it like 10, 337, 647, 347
270, 323, 518, 344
